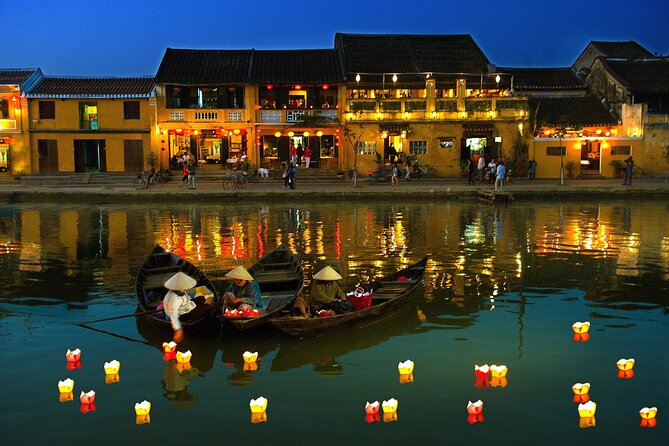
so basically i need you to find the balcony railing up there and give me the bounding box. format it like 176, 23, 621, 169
256, 108, 339, 124
159, 108, 247, 123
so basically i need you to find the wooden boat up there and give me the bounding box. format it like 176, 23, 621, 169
269, 256, 428, 337
135, 244, 219, 330
221, 244, 304, 332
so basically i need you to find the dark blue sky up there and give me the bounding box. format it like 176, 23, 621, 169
6, 0, 668, 76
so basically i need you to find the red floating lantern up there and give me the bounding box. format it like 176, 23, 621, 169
573, 393, 590, 403
573, 333, 590, 342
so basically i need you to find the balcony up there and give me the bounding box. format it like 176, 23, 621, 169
256, 108, 339, 124
158, 108, 247, 124
0, 119, 17, 131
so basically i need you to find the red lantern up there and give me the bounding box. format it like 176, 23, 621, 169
322, 84, 329, 90
294, 85, 302, 90
233, 129, 241, 136
266, 84, 273, 90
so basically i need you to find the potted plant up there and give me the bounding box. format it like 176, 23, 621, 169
609, 159, 625, 178
145, 151, 158, 170
565, 160, 577, 179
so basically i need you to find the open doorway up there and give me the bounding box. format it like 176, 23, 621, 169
74, 139, 106, 173
580, 141, 600, 174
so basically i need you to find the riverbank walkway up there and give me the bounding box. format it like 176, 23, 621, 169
1, 173, 668, 203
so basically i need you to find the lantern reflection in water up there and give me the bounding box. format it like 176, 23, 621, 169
105, 373, 120, 384
59, 392, 74, 403
467, 413, 485, 424
617, 369, 635, 379
176, 362, 192, 373
365, 413, 381, 424
66, 360, 82, 371
135, 414, 151, 425
251, 412, 267, 424
579, 416, 596, 428
490, 376, 507, 388
243, 362, 259, 372
399, 373, 414, 384
573, 333, 590, 342
80, 403, 96, 414
383, 412, 398, 423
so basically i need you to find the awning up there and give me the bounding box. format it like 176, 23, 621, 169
463, 123, 494, 133
380, 123, 411, 135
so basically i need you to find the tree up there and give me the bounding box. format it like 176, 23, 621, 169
341, 113, 365, 187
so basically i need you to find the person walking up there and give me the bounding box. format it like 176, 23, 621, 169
181, 163, 189, 184
467, 158, 476, 186
289, 162, 297, 189
391, 163, 400, 186
495, 161, 506, 192
477, 155, 486, 181
487, 158, 497, 186
282, 162, 290, 188
187, 159, 197, 189
623, 157, 634, 186
304, 146, 313, 169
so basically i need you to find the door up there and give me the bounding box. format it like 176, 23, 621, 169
124, 140, 144, 172
38, 139, 59, 173
74, 140, 106, 173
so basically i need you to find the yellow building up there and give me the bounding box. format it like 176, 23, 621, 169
25, 77, 155, 173
0, 68, 42, 175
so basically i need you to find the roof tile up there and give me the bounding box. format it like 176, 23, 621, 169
530, 96, 617, 127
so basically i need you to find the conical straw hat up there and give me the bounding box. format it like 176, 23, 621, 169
225, 266, 254, 281
313, 265, 342, 281
164, 272, 197, 291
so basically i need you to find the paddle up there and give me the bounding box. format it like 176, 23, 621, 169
77, 308, 162, 326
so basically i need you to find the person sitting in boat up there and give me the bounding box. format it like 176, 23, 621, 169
309, 265, 352, 314
163, 272, 212, 343
222, 266, 264, 311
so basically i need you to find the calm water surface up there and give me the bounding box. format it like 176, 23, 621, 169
0, 200, 667, 445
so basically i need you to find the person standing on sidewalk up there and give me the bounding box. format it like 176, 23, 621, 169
289, 162, 297, 189
391, 163, 400, 186
477, 155, 486, 181
487, 158, 497, 186
187, 160, 197, 189
623, 157, 634, 186
467, 158, 476, 186
304, 146, 313, 169
528, 159, 537, 180
495, 161, 506, 192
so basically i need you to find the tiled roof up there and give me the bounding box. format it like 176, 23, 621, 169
27, 77, 155, 98
249, 50, 344, 84
155, 48, 252, 84
335, 33, 491, 84
590, 41, 654, 59
0, 69, 39, 87
497, 67, 587, 91
604, 58, 669, 93
530, 96, 618, 127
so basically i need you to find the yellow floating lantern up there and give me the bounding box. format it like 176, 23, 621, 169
105, 373, 120, 384
251, 412, 268, 424
383, 412, 398, 423
243, 362, 259, 372
467, 400, 484, 415
365, 401, 380, 415
616, 358, 635, 371
176, 350, 192, 364
399, 373, 414, 384
639, 407, 658, 420
104, 360, 120, 375
135, 414, 151, 425
578, 401, 597, 417
79, 390, 96, 404
579, 416, 596, 428
490, 364, 508, 378
163, 341, 177, 353
243, 351, 259, 364
134, 400, 151, 416
572, 383, 591, 395
250, 397, 268, 413
572, 321, 590, 334
397, 360, 414, 375
58, 378, 75, 393
59, 392, 74, 403
66, 348, 81, 362
382, 398, 398, 413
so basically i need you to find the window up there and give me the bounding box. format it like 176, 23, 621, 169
39, 101, 55, 119
611, 146, 631, 156
79, 103, 98, 129
0, 99, 8, 119
438, 138, 454, 149
546, 146, 566, 156
123, 101, 140, 120
355, 141, 377, 155
409, 140, 428, 155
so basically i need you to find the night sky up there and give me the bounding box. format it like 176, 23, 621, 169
5, 0, 668, 76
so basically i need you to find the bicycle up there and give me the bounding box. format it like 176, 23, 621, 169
411, 164, 434, 180
133, 171, 157, 189
223, 172, 248, 190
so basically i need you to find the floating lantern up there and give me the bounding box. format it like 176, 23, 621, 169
105, 373, 120, 384
490, 376, 508, 388
163, 341, 177, 360
617, 369, 634, 379
104, 360, 120, 375
572, 383, 591, 395
365, 401, 380, 415
135, 414, 150, 425
80, 403, 96, 414
243, 351, 259, 364
66, 348, 81, 362
79, 390, 96, 404
66, 360, 82, 371
176, 362, 192, 373
490, 364, 508, 377
251, 412, 267, 424
616, 358, 635, 371
572, 321, 590, 334
474, 364, 490, 379
59, 392, 74, 403
365, 413, 381, 424
134, 400, 151, 415
399, 373, 414, 384
58, 378, 75, 393
467, 413, 485, 424
397, 360, 414, 375
578, 400, 597, 417
250, 397, 268, 413
176, 350, 192, 364
641, 418, 657, 428
467, 400, 484, 415
243, 362, 259, 372
579, 416, 596, 428
639, 407, 657, 420
383, 412, 398, 423
573, 333, 590, 342
573, 393, 590, 403
382, 398, 398, 413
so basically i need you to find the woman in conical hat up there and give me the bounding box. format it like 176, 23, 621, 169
222, 266, 263, 311
308, 265, 349, 314
162, 272, 212, 343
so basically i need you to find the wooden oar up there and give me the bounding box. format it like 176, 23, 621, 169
77, 308, 162, 326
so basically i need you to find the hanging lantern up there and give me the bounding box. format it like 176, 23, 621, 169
321, 84, 329, 90
392, 74, 398, 83
266, 84, 273, 90
105, 373, 120, 384
572, 321, 590, 334
176, 350, 192, 364
58, 378, 75, 393
59, 392, 74, 403
233, 129, 242, 136
251, 412, 268, 424
490, 364, 508, 377
316, 131, 323, 137
134, 400, 151, 415
579, 416, 596, 428
365, 401, 380, 415
274, 132, 281, 138
355, 74, 361, 83
66, 348, 81, 362
303, 131, 310, 137
467, 400, 483, 415
294, 85, 302, 90
382, 398, 398, 413
397, 360, 414, 375
243, 351, 258, 364
79, 390, 96, 404
250, 397, 268, 413
103, 360, 120, 375
616, 358, 635, 371
288, 131, 295, 137
578, 401, 597, 417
